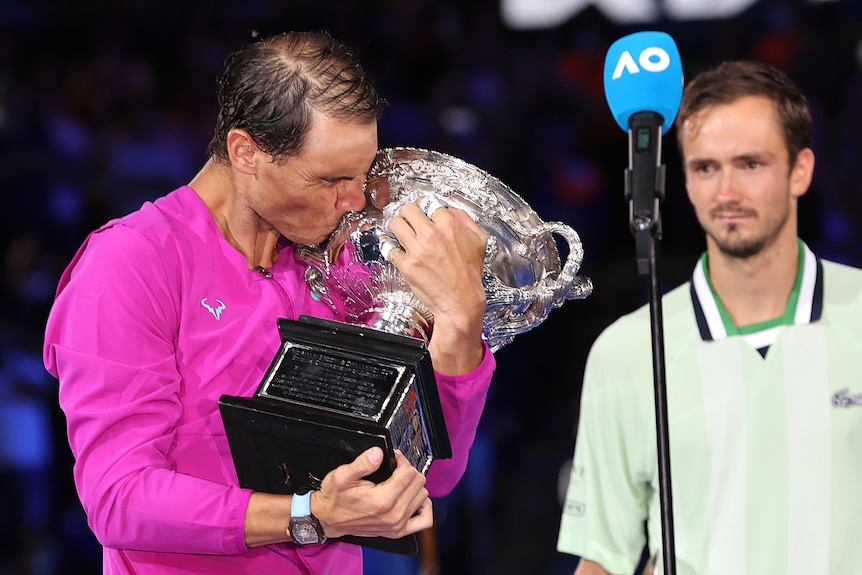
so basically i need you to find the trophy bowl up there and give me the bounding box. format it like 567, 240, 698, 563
298, 147, 593, 352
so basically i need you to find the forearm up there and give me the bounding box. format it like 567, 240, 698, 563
428, 250, 487, 375
424, 343, 494, 496
244, 492, 292, 547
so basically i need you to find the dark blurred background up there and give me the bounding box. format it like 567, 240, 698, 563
1, 1, 860, 574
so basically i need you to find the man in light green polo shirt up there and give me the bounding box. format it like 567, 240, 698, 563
557, 60, 862, 575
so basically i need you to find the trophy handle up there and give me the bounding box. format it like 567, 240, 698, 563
482, 219, 592, 352
537, 220, 593, 301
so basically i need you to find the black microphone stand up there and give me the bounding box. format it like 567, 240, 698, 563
625, 111, 676, 575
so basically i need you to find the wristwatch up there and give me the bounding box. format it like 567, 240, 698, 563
288, 490, 326, 545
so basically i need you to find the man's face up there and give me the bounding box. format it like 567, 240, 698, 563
249, 113, 379, 246
680, 95, 810, 259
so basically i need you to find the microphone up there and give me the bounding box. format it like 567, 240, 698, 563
603, 31, 683, 575
604, 31, 683, 135
603, 31, 683, 274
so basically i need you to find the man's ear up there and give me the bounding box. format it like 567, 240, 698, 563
790, 147, 815, 199
226, 129, 258, 176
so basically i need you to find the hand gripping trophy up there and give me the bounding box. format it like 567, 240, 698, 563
297, 147, 593, 351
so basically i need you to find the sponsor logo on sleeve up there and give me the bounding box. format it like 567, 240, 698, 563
565, 500, 586, 517
832, 388, 862, 408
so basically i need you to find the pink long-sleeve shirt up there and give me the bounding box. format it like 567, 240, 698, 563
43, 185, 495, 574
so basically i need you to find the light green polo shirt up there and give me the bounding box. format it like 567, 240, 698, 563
558, 242, 862, 575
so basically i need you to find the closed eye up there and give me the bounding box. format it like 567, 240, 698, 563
321, 176, 359, 185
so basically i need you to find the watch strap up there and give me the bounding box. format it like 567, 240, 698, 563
291, 491, 312, 518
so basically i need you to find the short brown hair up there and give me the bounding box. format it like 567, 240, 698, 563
676, 60, 811, 164
206, 31, 388, 164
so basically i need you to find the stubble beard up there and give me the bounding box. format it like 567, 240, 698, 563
709, 225, 769, 259
704, 201, 791, 260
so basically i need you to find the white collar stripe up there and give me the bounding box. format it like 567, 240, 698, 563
793, 242, 817, 324
692, 258, 727, 340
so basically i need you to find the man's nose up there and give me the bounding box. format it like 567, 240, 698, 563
335, 179, 368, 212
716, 169, 739, 202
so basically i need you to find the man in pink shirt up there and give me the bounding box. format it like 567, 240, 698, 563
43, 31, 495, 574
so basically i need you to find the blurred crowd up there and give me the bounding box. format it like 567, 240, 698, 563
0, 1, 860, 574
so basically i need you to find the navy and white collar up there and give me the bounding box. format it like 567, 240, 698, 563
690, 241, 823, 351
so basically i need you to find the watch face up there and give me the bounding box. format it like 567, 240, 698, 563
290, 517, 324, 545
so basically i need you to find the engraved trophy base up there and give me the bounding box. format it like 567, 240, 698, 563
219, 315, 451, 555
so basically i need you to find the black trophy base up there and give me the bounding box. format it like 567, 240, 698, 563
219, 315, 452, 556
219, 394, 418, 555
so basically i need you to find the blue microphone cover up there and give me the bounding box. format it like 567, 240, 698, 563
603, 31, 683, 134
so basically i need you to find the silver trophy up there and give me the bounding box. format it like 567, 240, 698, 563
298, 147, 592, 351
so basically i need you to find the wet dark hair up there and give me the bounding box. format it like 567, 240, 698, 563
206, 31, 388, 164
676, 60, 811, 164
